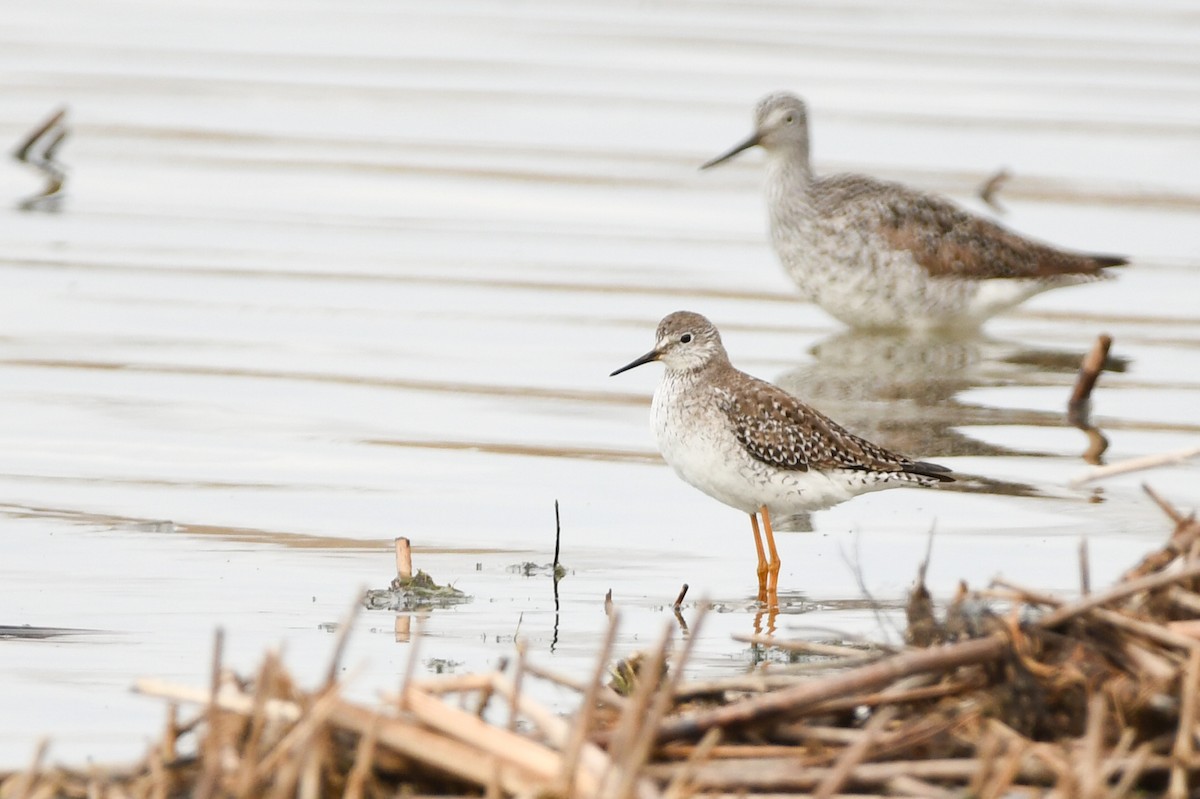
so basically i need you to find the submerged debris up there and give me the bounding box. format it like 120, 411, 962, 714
363, 536, 470, 610
364, 569, 469, 611
5, 485, 1200, 798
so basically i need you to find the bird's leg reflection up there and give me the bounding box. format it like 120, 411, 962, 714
752, 602, 779, 636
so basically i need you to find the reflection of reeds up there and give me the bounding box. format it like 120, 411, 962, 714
1068, 333, 1112, 465
6, 486, 1200, 797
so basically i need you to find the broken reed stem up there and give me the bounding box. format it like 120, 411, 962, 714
1144, 483, 1187, 525
978, 166, 1011, 211
254, 684, 344, 781
488, 673, 656, 799
395, 537, 413, 582
1071, 445, 1200, 488
12, 108, 67, 162
402, 687, 592, 794
1170, 649, 1200, 799
673, 584, 688, 611
1078, 693, 1106, 799
1092, 606, 1200, 652
1068, 333, 1112, 426
410, 673, 496, 696
233, 650, 282, 796
653, 634, 1008, 743
733, 633, 889, 659
1037, 561, 1200, 629
989, 579, 1065, 607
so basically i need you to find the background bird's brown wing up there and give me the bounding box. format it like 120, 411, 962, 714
820, 175, 1127, 280
715, 375, 949, 480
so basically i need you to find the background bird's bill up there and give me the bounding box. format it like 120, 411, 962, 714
700, 132, 761, 170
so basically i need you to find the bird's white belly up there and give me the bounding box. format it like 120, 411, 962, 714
651, 387, 871, 514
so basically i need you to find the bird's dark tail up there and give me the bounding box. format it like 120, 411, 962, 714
907, 461, 955, 483
1091, 254, 1129, 269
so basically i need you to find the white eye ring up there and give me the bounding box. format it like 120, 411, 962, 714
783, 113, 795, 124
680, 333, 694, 344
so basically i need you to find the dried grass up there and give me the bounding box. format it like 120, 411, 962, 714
5, 485, 1200, 799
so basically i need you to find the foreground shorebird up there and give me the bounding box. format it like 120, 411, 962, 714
611, 311, 952, 597
702, 93, 1127, 331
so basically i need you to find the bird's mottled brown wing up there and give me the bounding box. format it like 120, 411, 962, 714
818, 175, 1127, 280
713, 371, 939, 476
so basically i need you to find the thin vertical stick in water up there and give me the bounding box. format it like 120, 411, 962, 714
553, 500, 561, 574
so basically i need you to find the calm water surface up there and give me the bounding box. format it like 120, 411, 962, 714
2, 0, 1199, 765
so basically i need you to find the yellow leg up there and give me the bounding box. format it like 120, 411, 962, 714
749, 513, 768, 601
761, 505, 781, 596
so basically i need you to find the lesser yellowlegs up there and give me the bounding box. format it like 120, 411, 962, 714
702, 93, 1126, 331
611, 311, 953, 596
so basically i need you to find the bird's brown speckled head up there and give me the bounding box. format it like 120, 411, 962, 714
610, 311, 725, 376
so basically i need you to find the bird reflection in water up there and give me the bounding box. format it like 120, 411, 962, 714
765, 329, 1126, 531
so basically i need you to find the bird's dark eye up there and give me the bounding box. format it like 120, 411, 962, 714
680, 333, 693, 344
783, 113, 795, 124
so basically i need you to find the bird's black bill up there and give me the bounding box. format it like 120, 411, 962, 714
610, 349, 661, 377
700, 132, 761, 170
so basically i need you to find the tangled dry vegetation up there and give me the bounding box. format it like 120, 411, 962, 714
3, 485, 1200, 799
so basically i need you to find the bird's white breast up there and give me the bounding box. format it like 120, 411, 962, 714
650, 373, 883, 514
